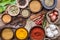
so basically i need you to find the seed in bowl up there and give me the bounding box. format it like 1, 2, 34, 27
1, 28, 14, 40
45, 0, 54, 6
16, 0, 29, 8
29, 1, 42, 13
21, 9, 30, 18
2, 14, 12, 24
8, 5, 20, 16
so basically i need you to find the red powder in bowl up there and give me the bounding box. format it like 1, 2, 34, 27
30, 26, 45, 40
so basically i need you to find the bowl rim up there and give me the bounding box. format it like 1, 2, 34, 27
1, 27, 14, 40
46, 8, 60, 24
29, 26, 45, 40
15, 27, 28, 40
7, 5, 20, 16
16, 0, 29, 8
40, 0, 57, 9
45, 24, 60, 39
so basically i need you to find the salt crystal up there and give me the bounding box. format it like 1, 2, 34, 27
49, 24, 56, 30
53, 30, 58, 35
47, 32, 54, 37
46, 28, 51, 32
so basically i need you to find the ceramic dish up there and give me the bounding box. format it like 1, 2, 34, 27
2, 14, 12, 24
30, 26, 45, 40
40, 0, 57, 10
1, 28, 14, 40
21, 9, 30, 18
15, 27, 28, 40
7, 5, 20, 16
29, 0, 42, 13
45, 24, 60, 39
16, 0, 29, 8
46, 8, 60, 24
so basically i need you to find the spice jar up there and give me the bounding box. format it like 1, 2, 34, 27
30, 26, 45, 40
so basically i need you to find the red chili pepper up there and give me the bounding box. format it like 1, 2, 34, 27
35, 17, 42, 25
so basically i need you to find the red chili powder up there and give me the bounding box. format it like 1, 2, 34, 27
30, 27, 45, 40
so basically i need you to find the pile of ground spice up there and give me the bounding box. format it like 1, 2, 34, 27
30, 27, 45, 40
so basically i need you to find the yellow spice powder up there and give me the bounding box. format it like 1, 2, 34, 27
16, 28, 28, 40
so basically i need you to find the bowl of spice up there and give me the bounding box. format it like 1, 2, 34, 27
2, 14, 12, 24
45, 24, 60, 39
16, 27, 28, 40
29, 0, 42, 13
40, 0, 57, 10
21, 9, 30, 18
7, 5, 20, 16
1, 28, 14, 40
30, 26, 45, 40
16, 0, 29, 8
46, 8, 60, 24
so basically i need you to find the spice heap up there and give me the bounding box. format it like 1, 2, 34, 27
2, 14, 12, 23
8, 5, 20, 16
21, 9, 30, 18
16, 28, 28, 40
1, 28, 13, 40
45, 0, 54, 6
29, 0, 42, 13
45, 24, 59, 39
30, 26, 45, 40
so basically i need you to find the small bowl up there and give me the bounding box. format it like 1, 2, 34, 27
1, 14, 12, 24
7, 5, 20, 16
30, 26, 45, 40
40, 0, 57, 10
45, 24, 60, 39
29, 0, 42, 13
15, 27, 28, 40
1, 27, 14, 40
21, 9, 31, 18
46, 8, 60, 24
16, 0, 29, 8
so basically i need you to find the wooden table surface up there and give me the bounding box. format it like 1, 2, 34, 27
56, 0, 60, 9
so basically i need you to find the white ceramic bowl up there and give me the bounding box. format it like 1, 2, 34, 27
7, 5, 20, 16
45, 24, 60, 39
16, 0, 29, 8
